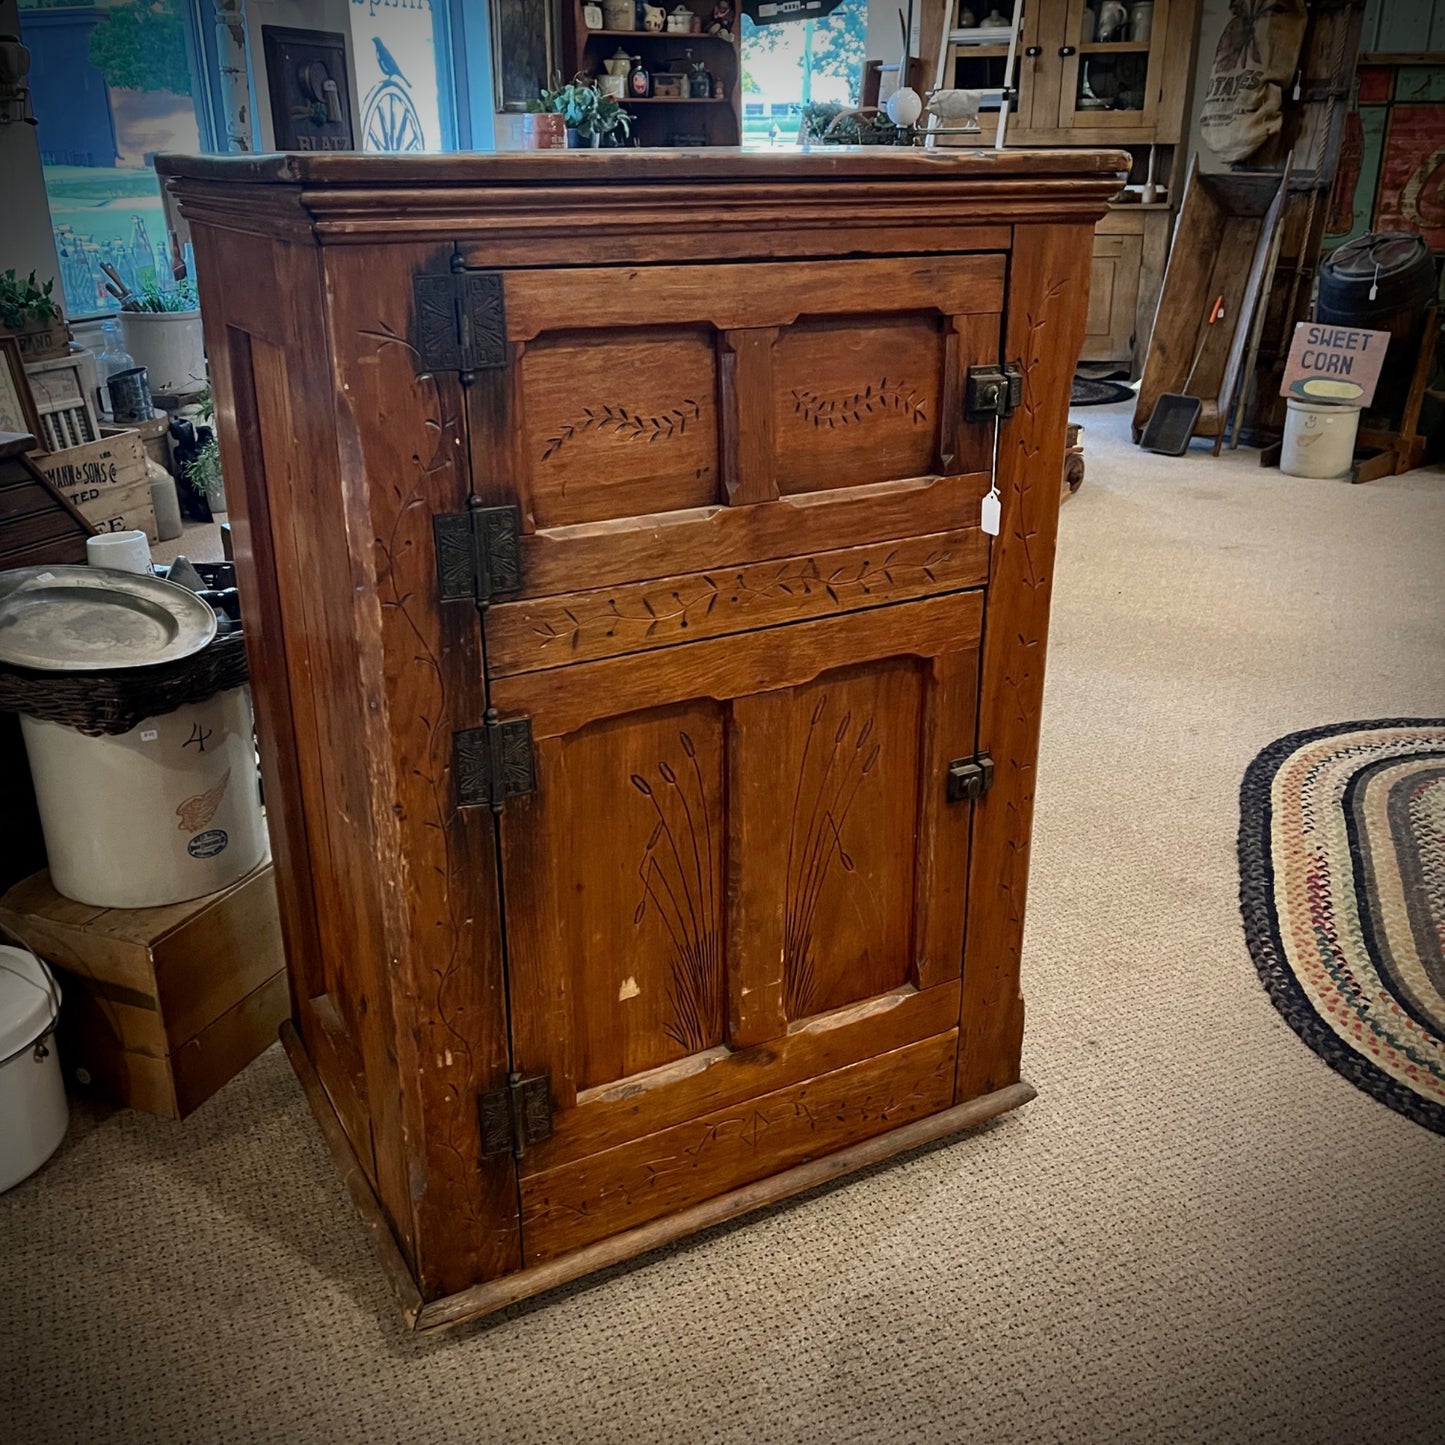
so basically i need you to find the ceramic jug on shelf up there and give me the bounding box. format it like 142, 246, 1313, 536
1097, 0, 1127, 41
1129, 0, 1154, 42
601, 47, 631, 99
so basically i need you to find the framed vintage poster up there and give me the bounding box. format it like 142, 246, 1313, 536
0, 336, 44, 447
262, 27, 356, 152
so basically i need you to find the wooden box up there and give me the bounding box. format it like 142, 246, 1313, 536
0, 430, 94, 570
158, 148, 1124, 1328
35, 430, 157, 542
0, 862, 286, 1119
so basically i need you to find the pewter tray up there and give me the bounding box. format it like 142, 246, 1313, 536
0, 566, 217, 673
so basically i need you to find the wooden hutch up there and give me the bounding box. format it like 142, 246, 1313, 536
562, 1, 743, 147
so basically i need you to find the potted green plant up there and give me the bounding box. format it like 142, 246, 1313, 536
799, 102, 905, 146
0, 269, 71, 362
119, 280, 206, 396
595, 91, 632, 147
182, 387, 225, 514
533, 78, 630, 148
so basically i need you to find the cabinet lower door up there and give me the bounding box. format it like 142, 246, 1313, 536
493, 590, 982, 1264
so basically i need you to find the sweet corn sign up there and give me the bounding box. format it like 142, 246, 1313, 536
1280, 323, 1390, 407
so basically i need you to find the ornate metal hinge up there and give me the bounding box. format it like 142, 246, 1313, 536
965, 363, 1024, 422
479, 1072, 553, 1160
412, 268, 507, 373
434, 501, 522, 605
946, 752, 994, 803
454, 708, 536, 812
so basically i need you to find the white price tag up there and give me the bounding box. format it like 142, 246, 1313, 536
981, 413, 1002, 536
981, 489, 1001, 536
140, 729, 159, 742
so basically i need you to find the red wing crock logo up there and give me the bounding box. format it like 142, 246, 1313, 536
187, 830, 230, 861
176, 769, 230, 833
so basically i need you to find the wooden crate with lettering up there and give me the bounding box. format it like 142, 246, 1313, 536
158, 148, 1125, 1329
35, 431, 157, 542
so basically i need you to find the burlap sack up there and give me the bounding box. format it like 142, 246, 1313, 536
1199, 0, 1308, 164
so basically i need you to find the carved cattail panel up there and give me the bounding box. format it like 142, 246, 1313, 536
513, 699, 727, 1092
753, 661, 924, 1022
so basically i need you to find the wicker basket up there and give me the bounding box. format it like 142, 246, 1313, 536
0, 630, 250, 738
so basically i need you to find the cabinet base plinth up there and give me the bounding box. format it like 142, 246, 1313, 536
283, 1020, 1036, 1333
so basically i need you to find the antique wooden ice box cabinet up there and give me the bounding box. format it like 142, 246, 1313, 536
159, 148, 1124, 1329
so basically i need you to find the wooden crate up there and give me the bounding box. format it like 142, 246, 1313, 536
35, 430, 157, 541
0, 861, 286, 1119
73, 476, 158, 541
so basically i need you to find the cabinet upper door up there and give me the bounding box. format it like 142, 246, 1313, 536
1055, 0, 1171, 132
462, 254, 1004, 605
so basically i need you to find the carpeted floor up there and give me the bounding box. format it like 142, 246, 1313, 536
3, 406, 1444, 1444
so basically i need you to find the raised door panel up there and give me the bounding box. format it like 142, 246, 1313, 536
1081, 230, 1143, 362
773, 315, 945, 496
497, 590, 982, 1261
524, 328, 719, 528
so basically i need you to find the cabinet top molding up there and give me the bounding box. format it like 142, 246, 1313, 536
158, 148, 1129, 250
157, 146, 1130, 187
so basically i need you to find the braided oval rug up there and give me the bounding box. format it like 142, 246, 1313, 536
1239, 720, 1445, 1134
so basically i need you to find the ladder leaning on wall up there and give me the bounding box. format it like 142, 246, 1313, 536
926, 0, 1026, 150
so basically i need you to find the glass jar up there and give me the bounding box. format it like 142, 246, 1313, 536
94, 319, 136, 417
627, 55, 651, 98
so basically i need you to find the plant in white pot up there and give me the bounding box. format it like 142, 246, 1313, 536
119, 281, 206, 396
0, 269, 71, 362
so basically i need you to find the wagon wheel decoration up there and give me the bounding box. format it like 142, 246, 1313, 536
363, 79, 425, 153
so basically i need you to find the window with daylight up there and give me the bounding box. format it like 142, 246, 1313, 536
740, 0, 867, 147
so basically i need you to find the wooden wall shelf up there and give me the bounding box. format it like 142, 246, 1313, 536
587, 29, 734, 40
564, 2, 742, 145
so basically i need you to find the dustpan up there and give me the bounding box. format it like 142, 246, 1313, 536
1138, 393, 1202, 456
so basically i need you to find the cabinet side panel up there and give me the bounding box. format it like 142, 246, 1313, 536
323, 243, 522, 1297
958, 223, 1094, 1102
199, 305, 324, 1018
192, 223, 416, 1264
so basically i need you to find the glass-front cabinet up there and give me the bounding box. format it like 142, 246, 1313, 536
938, 0, 1187, 145
1054, 0, 1173, 132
